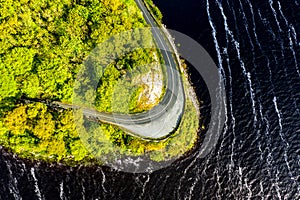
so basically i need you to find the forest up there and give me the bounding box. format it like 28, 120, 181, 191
0, 0, 200, 164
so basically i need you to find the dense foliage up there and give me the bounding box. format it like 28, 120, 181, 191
0, 102, 89, 162
0, 0, 200, 164
144, 0, 163, 23
0, 0, 147, 102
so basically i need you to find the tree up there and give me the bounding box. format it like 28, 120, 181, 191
0, 64, 18, 101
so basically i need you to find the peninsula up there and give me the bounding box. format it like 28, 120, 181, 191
0, 0, 200, 164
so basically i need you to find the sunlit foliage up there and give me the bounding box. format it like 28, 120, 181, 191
0, 0, 200, 164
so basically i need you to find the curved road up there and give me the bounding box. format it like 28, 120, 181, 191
59, 0, 186, 139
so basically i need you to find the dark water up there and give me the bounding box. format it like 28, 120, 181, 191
1, 0, 300, 199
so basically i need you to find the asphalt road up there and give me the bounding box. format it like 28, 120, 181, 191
58, 0, 186, 139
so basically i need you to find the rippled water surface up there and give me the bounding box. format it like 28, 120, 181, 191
1, 0, 299, 199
